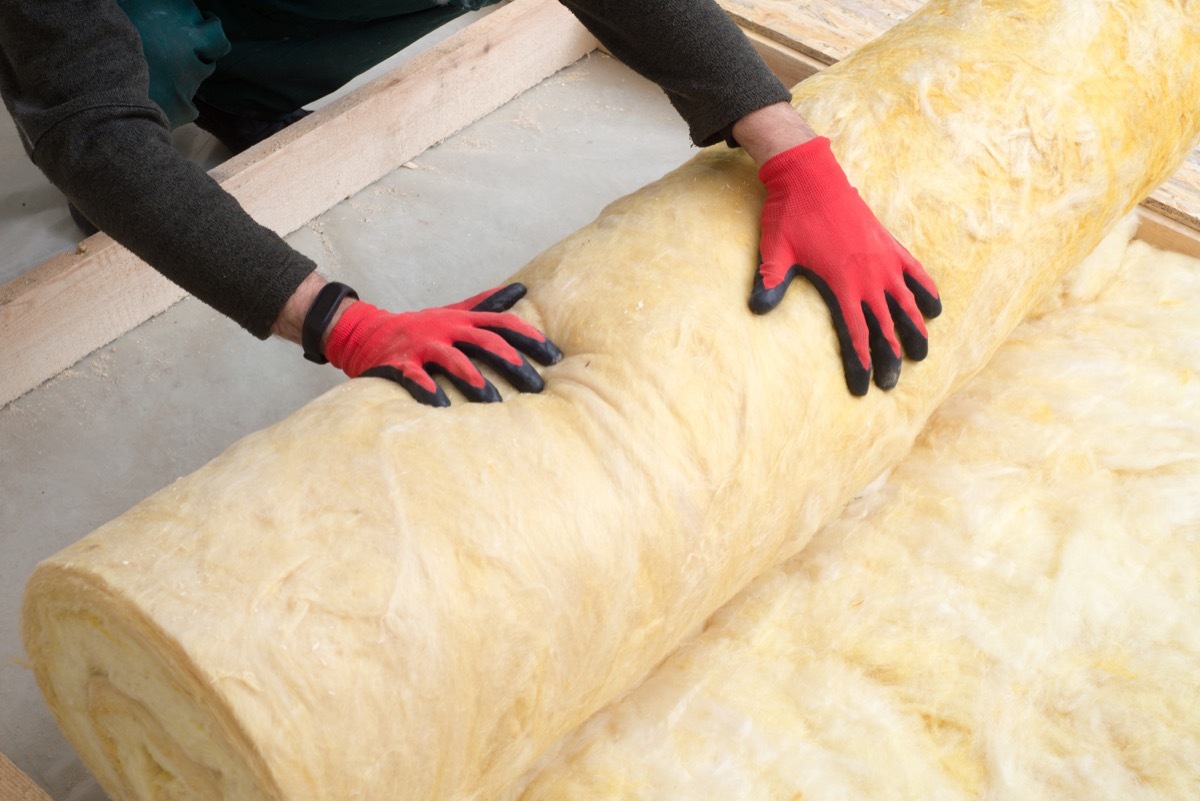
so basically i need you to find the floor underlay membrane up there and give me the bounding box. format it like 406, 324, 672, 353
3, 33, 1199, 801
0, 53, 693, 801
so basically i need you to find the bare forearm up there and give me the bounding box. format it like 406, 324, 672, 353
732, 102, 817, 166
270, 273, 354, 350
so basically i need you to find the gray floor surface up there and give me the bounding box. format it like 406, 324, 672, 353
0, 49, 694, 799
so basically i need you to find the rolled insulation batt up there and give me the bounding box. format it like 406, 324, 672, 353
22, 1, 1200, 800
517, 219, 1200, 800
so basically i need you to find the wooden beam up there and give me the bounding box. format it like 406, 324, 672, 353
741, 28, 826, 89
0, 0, 597, 408
1136, 205, 1200, 260
730, 0, 1200, 256
0, 752, 52, 801
6, 0, 1200, 407
719, 0, 922, 63
743, 31, 1200, 266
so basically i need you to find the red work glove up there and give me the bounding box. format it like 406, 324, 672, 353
750, 136, 942, 396
325, 283, 562, 407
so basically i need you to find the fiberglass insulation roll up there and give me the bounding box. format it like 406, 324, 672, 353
516, 217, 1200, 801
21, 1, 1200, 800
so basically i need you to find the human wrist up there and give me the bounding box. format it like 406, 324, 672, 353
757, 136, 841, 189
323, 300, 376, 370
271, 272, 357, 355
322, 298, 357, 351
271, 272, 326, 344
731, 102, 817, 166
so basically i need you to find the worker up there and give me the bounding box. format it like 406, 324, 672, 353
0, 0, 941, 406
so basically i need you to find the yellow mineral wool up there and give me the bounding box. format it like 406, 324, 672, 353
519, 218, 1200, 801
21, 2, 1200, 800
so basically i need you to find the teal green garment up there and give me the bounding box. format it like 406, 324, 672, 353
116, 0, 231, 127
118, 0, 502, 127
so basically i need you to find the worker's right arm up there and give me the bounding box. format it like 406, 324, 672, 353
0, 0, 559, 406
0, 0, 315, 338
274, 275, 562, 407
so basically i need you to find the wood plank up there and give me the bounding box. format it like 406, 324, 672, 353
7, 0, 1199, 408
720, 0, 922, 63
0, 753, 52, 801
0, 0, 597, 408
726, 0, 1200, 249
741, 29, 826, 88
1136, 205, 1200, 260
1146, 148, 1200, 228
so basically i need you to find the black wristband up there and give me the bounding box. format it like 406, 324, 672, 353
302, 281, 358, 364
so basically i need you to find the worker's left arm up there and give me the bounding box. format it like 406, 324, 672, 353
557, 0, 941, 395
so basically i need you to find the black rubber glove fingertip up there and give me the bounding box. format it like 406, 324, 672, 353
481, 326, 563, 367
412, 382, 453, 407
749, 271, 794, 314
472, 283, 527, 313
904, 274, 943, 319
456, 342, 545, 395
439, 368, 502, 404
923, 294, 943, 319
544, 339, 565, 365
886, 295, 930, 362
361, 366, 451, 407
521, 370, 546, 394
845, 363, 871, 397
906, 336, 929, 362
873, 358, 901, 391
863, 304, 902, 392
520, 337, 562, 368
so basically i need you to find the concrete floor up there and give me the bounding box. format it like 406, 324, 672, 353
0, 48, 694, 799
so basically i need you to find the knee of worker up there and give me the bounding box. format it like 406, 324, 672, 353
118, 0, 232, 128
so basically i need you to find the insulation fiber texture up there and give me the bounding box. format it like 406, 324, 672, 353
518, 217, 1200, 801
20, 2, 1200, 800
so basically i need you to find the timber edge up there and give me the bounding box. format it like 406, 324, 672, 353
3, 0, 1200, 408
0, 0, 598, 408
0, 751, 53, 801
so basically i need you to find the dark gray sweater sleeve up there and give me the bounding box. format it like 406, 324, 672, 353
1, 0, 785, 341
0, 0, 314, 339
558, 0, 793, 147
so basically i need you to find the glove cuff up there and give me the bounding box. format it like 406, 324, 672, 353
757, 136, 847, 191
324, 300, 379, 375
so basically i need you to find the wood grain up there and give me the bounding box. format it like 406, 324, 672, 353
0, 753, 52, 801
0, 0, 596, 407
1137, 205, 1200, 260
5, 0, 1199, 407
741, 28, 826, 88
720, 0, 922, 62
722, 0, 1200, 236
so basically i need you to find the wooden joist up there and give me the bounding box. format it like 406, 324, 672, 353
0, 752, 52, 801
739, 28, 826, 88
720, 0, 923, 63
1136, 205, 1200, 261
723, 0, 1200, 239
0, 0, 597, 407
3, 0, 1200, 406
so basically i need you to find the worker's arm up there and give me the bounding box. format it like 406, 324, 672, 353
557, 0, 942, 394
733, 102, 942, 395
0, 0, 314, 338
274, 275, 561, 407
0, 0, 558, 406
